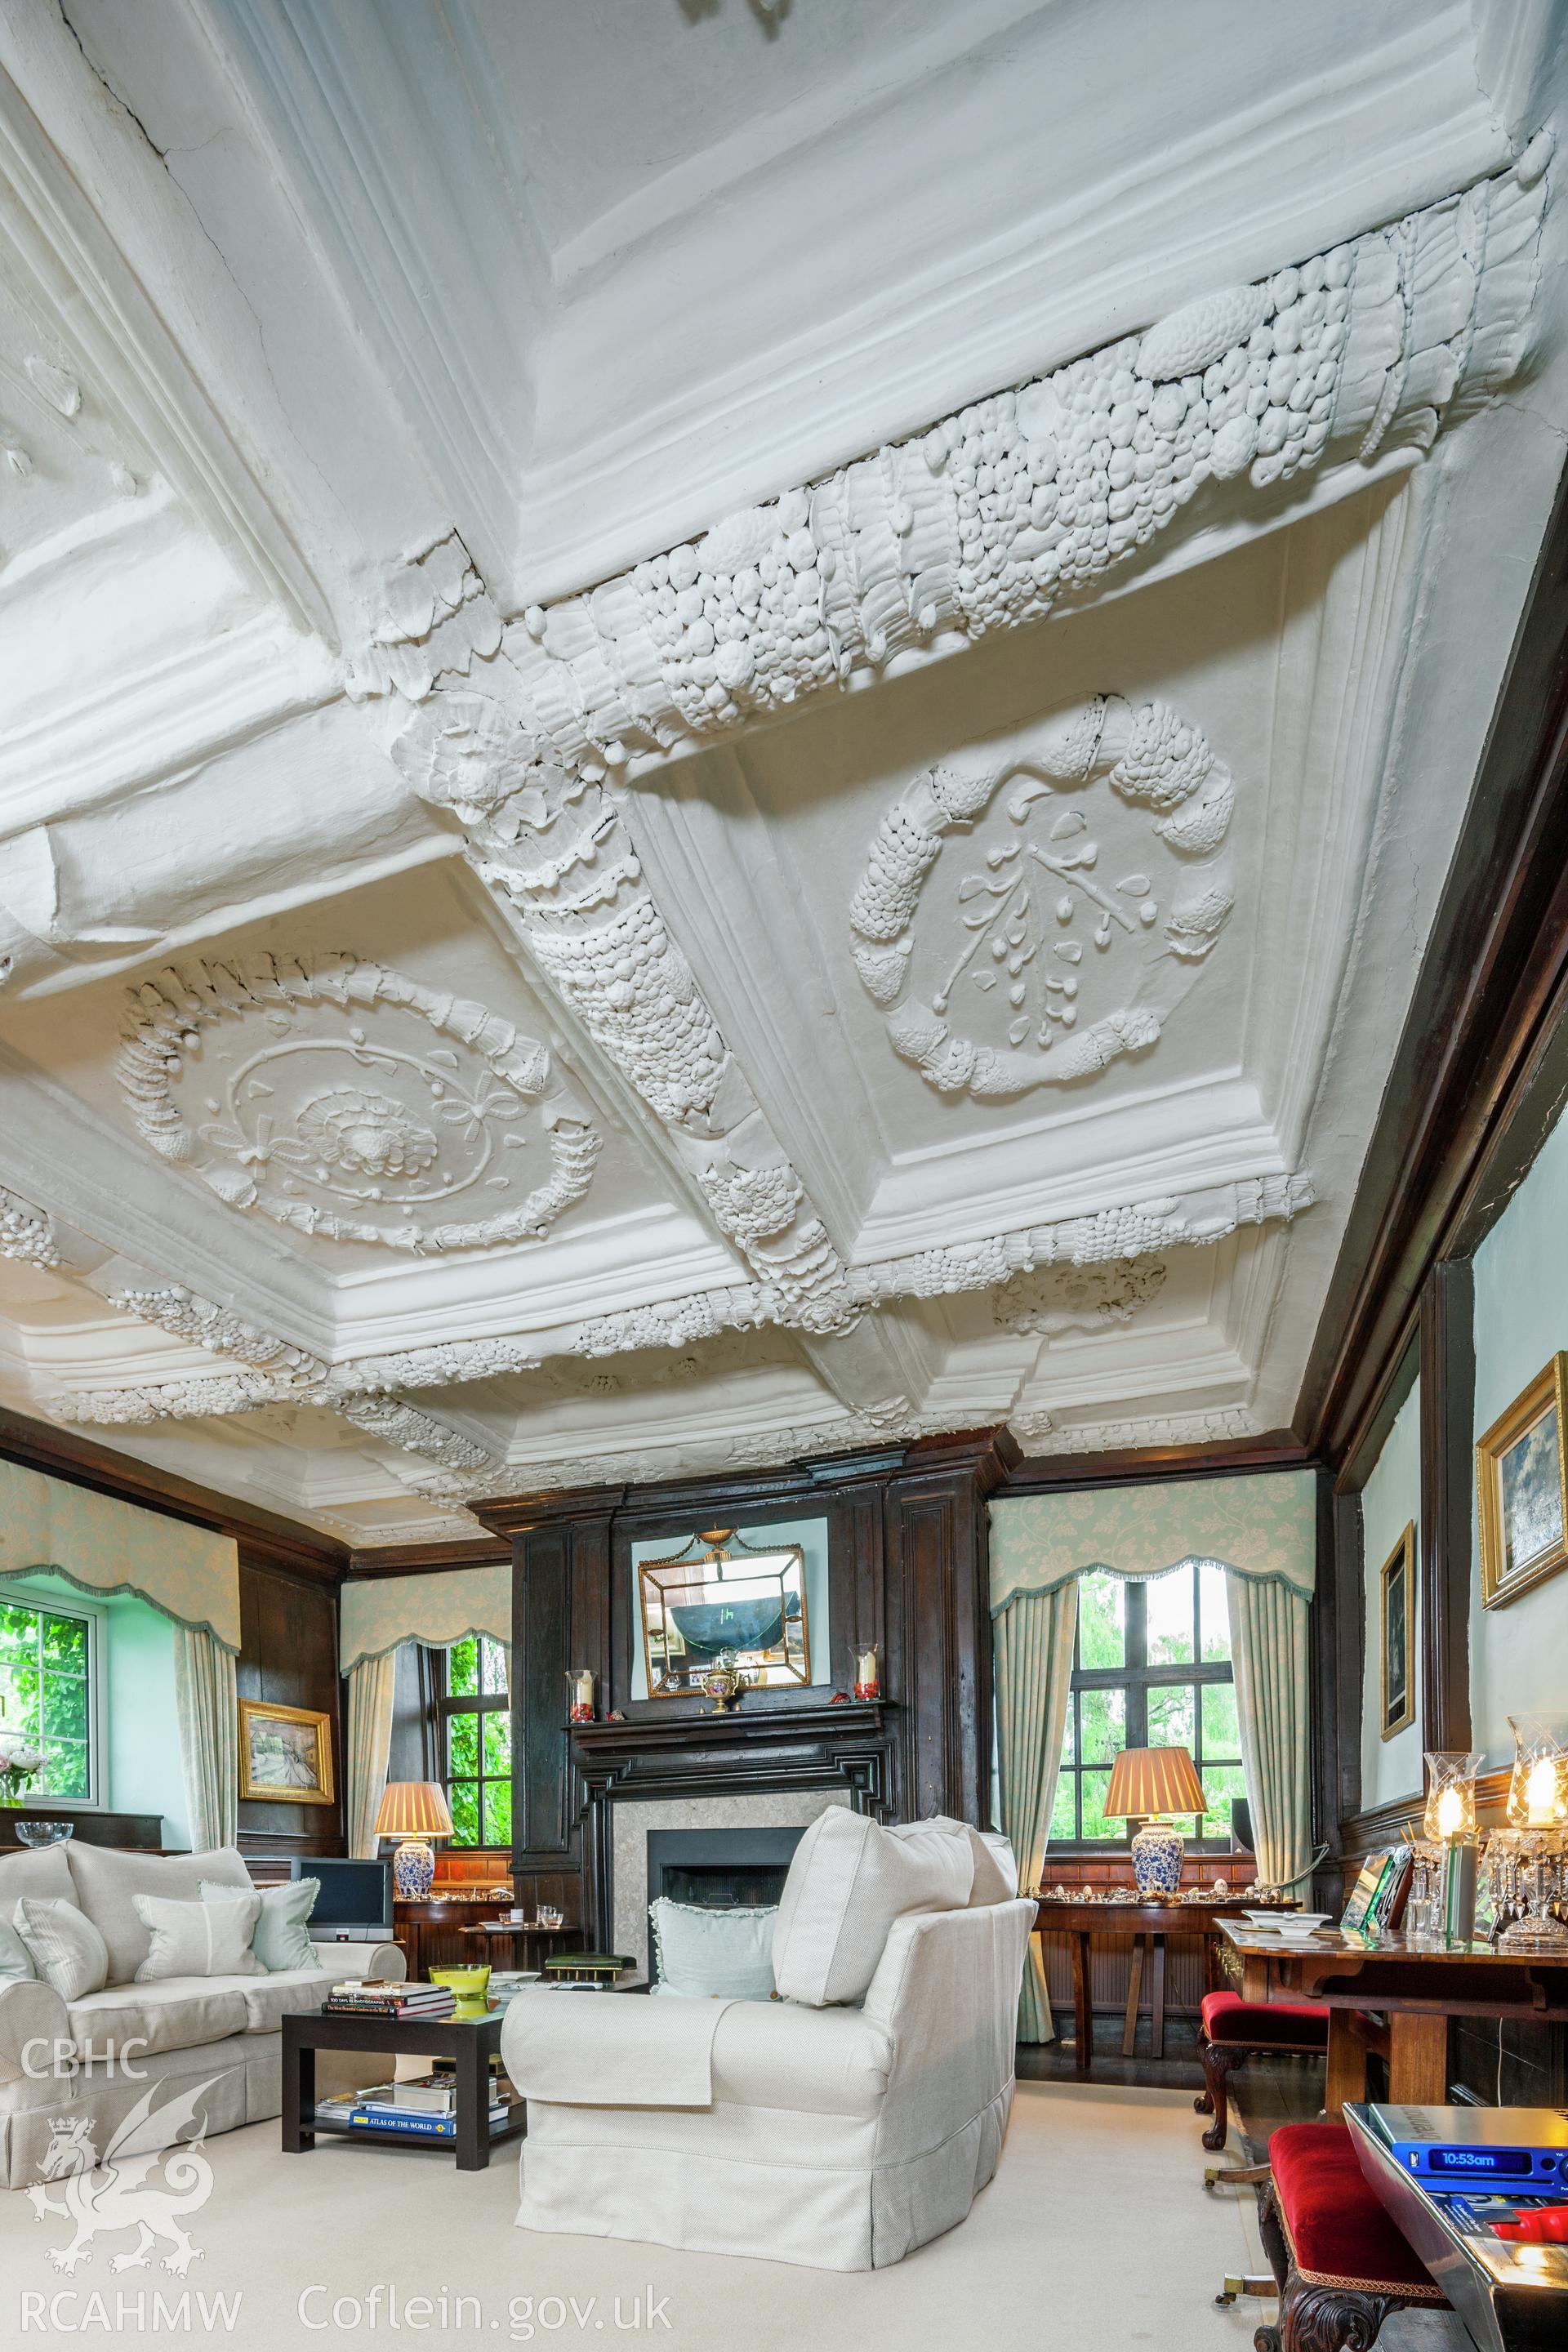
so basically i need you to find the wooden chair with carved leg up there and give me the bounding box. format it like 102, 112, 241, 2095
1195, 1989, 1330, 2188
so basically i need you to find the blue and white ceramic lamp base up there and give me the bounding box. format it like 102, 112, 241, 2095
1130, 1821, 1185, 1896
392, 1838, 435, 1901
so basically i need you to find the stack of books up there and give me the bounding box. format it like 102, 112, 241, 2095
323, 1980, 457, 2020
315, 2074, 514, 2141
541, 1952, 634, 1987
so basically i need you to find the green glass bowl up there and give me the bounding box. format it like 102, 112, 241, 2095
428, 1965, 492, 2019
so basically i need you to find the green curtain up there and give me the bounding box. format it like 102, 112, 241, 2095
1225, 1572, 1312, 1889
345, 1650, 399, 1860
994, 1581, 1079, 2042
172, 1626, 238, 1852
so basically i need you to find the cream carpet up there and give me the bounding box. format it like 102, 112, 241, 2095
0, 2082, 1472, 2350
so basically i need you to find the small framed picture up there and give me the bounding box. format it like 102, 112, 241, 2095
1477, 1353, 1568, 1610
1342, 1847, 1411, 1935
1379, 1521, 1416, 1740
237, 1699, 335, 1806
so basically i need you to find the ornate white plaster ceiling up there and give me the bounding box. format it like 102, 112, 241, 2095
0, 0, 1565, 1541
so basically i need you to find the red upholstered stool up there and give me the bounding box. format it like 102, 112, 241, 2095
1256, 2121, 1448, 2352
1196, 1988, 1330, 2155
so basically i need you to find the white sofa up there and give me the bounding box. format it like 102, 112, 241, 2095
503, 1813, 1034, 2270
0, 1841, 403, 2189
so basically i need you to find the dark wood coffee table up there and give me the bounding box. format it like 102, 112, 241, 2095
281, 2005, 524, 2172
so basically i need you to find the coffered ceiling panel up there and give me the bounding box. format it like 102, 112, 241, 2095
0, 0, 1564, 1543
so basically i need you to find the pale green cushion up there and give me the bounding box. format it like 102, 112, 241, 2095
201, 1876, 318, 1972
648, 1898, 777, 2000
0, 1918, 37, 1983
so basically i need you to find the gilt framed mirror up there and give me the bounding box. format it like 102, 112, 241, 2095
638, 1528, 811, 1698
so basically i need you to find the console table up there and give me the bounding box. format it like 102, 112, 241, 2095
1035, 1895, 1294, 2070
1218, 1922, 1568, 2110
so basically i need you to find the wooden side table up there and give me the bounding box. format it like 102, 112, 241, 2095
1218, 1922, 1568, 2111
466, 1919, 576, 1974
1034, 1896, 1293, 2071
281, 2006, 523, 2172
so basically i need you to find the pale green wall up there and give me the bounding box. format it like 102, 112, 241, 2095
630, 1517, 831, 1700
104, 1590, 189, 1850
1359, 1377, 1422, 1807
1471, 1102, 1568, 1766
2, 1569, 188, 1846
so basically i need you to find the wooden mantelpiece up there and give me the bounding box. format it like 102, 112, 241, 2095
571, 1699, 889, 1808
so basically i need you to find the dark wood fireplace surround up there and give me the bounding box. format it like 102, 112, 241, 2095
472, 1430, 1014, 1948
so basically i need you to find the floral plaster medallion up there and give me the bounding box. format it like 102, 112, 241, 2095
115, 952, 599, 1251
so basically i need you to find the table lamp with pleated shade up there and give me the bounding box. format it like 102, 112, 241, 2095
373, 1780, 453, 1901
1104, 1746, 1208, 1898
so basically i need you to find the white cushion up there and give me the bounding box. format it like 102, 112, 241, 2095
649, 1900, 777, 2000
0, 1918, 36, 1984
133, 1893, 264, 1982
66, 1978, 251, 2056
234, 1967, 336, 2035
0, 1845, 76, 1909
971, 1829, 1020, 1900
66, 1844, 253, 1986
202, 1875, 319, 1972
12, 1897, 109, 2001
770, 1810, 974, 2007
888, 1819, 1018, 1904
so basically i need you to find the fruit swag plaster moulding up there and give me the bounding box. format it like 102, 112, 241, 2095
369, 152, 1543, 1345
58, 1169, 1313, 1439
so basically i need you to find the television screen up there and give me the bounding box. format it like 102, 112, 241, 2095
293, 1856, 393, 1934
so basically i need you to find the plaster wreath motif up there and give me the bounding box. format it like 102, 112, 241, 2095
114, 951, 599, 1252
850, 694, 1233, 1098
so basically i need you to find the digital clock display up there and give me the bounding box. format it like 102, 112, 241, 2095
1427, 2148, 1533, 2176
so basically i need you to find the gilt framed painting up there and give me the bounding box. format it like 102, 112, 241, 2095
1379, 1521, 1415, 1740
237, 1698, 335, 1806
1477, 1352, 1568, 1610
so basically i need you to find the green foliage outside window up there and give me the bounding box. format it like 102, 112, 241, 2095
0, 1599, 93, 1802
1050, 1562, 1244, 1851
441, 1635, 511, 1847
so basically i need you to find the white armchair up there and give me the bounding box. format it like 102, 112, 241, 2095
504, 1813, 1033, 2270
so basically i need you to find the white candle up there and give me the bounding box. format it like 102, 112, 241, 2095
1525, 1755, 1559, 1827
1436, 1784, 1465, 1840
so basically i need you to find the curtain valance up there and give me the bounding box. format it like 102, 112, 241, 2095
989, 1471, 1316, 1615
0, 1457, 241, 1650
340, 1560, 511, 1672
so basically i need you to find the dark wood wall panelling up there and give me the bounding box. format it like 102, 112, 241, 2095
1301, 451, 1568, 2096
472, 1433, 1015, 1940
235, 1545, 347, 1864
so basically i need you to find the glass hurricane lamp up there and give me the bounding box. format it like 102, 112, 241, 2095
1492, 1715, 1568, 1954
1423, 1751, 1484, 1843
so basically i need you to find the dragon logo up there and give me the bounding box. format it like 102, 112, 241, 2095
26, 2077, 218, 2275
